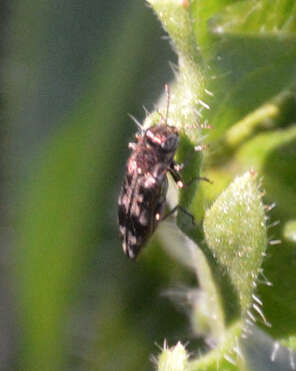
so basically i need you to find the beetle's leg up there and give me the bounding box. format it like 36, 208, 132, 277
169, 161, 184, 188
169, 161, 212, 188
185, 176, 212, 187
161, 205, 195, 226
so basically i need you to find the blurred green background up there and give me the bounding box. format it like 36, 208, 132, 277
0, 1, 199, 370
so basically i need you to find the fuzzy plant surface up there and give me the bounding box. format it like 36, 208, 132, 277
145, 0, 296, 370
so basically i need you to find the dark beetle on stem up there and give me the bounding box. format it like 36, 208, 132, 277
117, 85, 187, 259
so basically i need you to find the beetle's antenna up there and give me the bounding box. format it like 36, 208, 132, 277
164, 84, 170, 126
128, 114, 144, 132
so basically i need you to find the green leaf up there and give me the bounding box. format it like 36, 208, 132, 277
235, 126, 296, 342
192, 0, 296, 140
203, 171, 267, 317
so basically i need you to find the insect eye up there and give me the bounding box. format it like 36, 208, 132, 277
161, 134, 178, 152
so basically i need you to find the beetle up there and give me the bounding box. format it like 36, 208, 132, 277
117, 85, 190, 259
118, 124, 184, 259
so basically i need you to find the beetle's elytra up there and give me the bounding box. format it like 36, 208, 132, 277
117, 86, 185, 259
